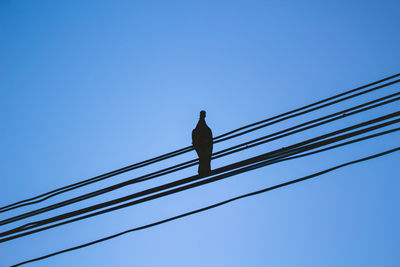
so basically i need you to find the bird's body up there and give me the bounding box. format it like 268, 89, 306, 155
192, 111, 213, 176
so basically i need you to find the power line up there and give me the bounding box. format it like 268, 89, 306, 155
3, 125, 399, 243
3, 114, 400, 235
2, 74, 399, 213
215, 73, 400, 140
214, 78, 400, 144
2, 90, 399, 225
2, 112, 398, 241
11, 146, 400, 267
283, 127, 400, 161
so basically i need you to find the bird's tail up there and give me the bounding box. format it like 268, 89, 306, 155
198, 157, 211, 176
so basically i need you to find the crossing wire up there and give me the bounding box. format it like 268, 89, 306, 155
10, 146, 400, 267
1, 112, 399, 242
1, 89, 399, 225
1, 73, 399, 213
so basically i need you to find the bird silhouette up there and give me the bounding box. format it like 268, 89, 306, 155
192, 110, 213, 176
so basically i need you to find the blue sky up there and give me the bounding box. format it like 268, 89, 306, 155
1, 0, 399, 266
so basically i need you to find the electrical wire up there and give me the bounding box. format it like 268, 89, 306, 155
3, 114, 400, 234
1, 112, 398, 242
1, 90, 399, 225
11, 146, 400, 267
1, 74, 399, 213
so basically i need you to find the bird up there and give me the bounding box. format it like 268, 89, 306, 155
192, 110, 213, 176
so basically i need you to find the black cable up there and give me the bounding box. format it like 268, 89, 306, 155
215, 73, 400, 140
2, 74, 398, 213
0, 147, 193, 212
1, 113, 398, 241
211, 92, 400, 161
3, 125, 399, 243
11, 146, 400, 267
2, 91, 399, 225
4, 114, 400, 235
214, 78, 400, 144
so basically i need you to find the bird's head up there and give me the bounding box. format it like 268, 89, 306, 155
200, 110, 206, 119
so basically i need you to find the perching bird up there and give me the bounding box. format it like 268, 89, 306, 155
192, 110, 213, 176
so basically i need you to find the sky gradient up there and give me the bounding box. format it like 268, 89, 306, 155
1, 1, 400, 266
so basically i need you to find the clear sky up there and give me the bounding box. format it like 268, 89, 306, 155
1, 0, 399, 266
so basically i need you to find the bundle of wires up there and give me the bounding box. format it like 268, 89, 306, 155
1, 73, 399, 266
